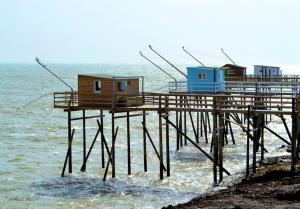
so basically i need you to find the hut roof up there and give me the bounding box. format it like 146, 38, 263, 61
79, 74, 140, 80
222, 64, 246, 70
187, 66, 223, 71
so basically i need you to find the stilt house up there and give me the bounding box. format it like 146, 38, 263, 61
222, 64, 247, 81
187, 66, 225, 93
78, 74, 143, 107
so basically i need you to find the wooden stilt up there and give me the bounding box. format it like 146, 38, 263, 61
68, 110, 72, 173
159, 96, 164, 180
165, 96, 170, 177
80, 120, 101, 171
112, 112, 115, 178
291, 98, 297, 172
196, 103, 200, 143
218, 113, 224, 183
176, 96, 179, 151
82, 110, 86, 172
127, 111, 131, 175
100, 110, 105, 169
261, 118, 265, 161
143, 110, 147, 172
213, 98, 218, 184
61, 129, 75, 177
252, 115, 258, 173
246, 105, 250, 177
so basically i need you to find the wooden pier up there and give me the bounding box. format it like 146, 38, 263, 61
54, 89, 300, 184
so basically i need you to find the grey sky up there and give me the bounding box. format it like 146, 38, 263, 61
1, 0, 299, 65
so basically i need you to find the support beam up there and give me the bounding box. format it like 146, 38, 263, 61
218, 113, 224, 183
291, 98, 297, 172
61, 129, 75, 177
246, 106, 250, 177
264, 125, 291, 145
127, 112, 131, 175
143, 125, 167, 171
100, 110, 105, 169
67, 111, 72, 173
165, 97, 170, 177
112, 112, 115, 178
82, 110, 86, 172
252, 115, 258, 173
80, 120, 101, 171
143, 110, 147, 172
158, 96, 164, 179
213, 97, 218, 184
103, 127, 119, 181
162, 116, 231, 176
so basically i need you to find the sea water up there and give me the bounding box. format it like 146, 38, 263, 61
0, 64, 292, 208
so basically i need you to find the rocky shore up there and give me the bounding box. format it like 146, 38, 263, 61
164, 156, 300, 209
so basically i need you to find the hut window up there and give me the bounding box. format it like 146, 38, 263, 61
94, 80, 102, 93
118, 80, 130, 91
198, 73, 206, 80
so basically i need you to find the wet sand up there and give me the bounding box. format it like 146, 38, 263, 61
164, 156, 300, 209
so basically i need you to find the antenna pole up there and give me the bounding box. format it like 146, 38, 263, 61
148, 45, 187, 78
139, 51, 177, 82
182, 46, 205, 66
35, 57, 73, 92
221, 48, 236, 65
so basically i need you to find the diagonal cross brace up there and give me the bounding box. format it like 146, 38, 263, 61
80, 120, 101, 172
61, 129, 75, 177
143, 122, 167, 171
103, 126, 119, 181
162, 116, 231, 176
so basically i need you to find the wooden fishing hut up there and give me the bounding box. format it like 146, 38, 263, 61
254, 65, 281, 77
222, 64, 247, 81
78, 74, 144, 107
186, 66, 225, 93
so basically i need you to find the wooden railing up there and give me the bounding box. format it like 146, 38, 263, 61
54, 91, 78, 108
53, 91, 298, 115
142, 92, 294, 111
169, 81, 300, 96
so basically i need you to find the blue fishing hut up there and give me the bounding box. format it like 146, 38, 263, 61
187, 66, 225, 93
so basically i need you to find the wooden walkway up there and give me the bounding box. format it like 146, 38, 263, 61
53, 91, 300, 184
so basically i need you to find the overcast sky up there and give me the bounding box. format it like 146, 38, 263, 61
1, 0, 300, 66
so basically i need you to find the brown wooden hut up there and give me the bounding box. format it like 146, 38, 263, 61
222, 64, 246, 81
78, 74, 143, 107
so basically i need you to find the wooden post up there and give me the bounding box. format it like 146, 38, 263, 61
100, 110, 105, 169
165, 96, 170, 176
176, 96, 179, 151
196, 98, 200, 143
127, 111, 131, 175
218, 112, 224, 183
184, 106, 187, 146
68, 110, 72, 173
200, 97, 203, 138
82, 110, 86, 172
179, 96, 183, 147
143, 110, 147, 172
112, 112, 115, 178
252, 115, 258, 173
296, 97, 300, 160
212, 97, 218, 184
291, 98, 297, 172
159, 96, 164, 179
246, 105, 250, 176
261, 116, 265, 161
